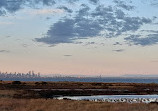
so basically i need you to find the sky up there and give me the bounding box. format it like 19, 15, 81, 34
0, 0, 158, 76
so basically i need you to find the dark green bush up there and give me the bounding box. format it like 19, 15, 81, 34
12, 81, 21, 85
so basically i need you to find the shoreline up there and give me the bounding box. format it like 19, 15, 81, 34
1, 81, 158, 111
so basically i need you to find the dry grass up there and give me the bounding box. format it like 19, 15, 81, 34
0, 98, 158, 111
0, 90, 16, 95
0, 90, 18, 98
0, 81, 158, 111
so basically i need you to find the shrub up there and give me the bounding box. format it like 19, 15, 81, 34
40, 81, 48, 85
12, 81, 21, 85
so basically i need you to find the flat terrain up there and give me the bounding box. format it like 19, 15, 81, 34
0, 98, 158, 111
1, 81, 158, 98
0, 81, 158, 111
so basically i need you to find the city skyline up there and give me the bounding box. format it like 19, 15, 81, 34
0, 0, 158, 76
0, 70, 40, 78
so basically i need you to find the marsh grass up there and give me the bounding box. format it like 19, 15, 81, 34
0, 90, 17, 98
0, 99, 158, 111
0, 81, 158, 111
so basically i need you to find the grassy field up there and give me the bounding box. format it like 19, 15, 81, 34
0, 81, 158, 111
0, 98, 158, 111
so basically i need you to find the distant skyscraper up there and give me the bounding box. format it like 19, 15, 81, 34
32, 70, 34, 75
38, 72, 40, 77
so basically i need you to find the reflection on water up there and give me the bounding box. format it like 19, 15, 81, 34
57, 95, 158, 103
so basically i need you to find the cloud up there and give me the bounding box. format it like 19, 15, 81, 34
113, 0, 135, 10
46, 17, 51, 20
113, 49, 124, 52
58, 6, 73, 13
35, 17, 102, 44
125, 34, 158, 46
86, 42, 95, 45
0, 50, 10, 53
35, 3, 152, 45
82, 42, 96, 46
141, 0, 158, 7
35, 4, 103, 44
150, 0, 158, 6
0, 0, 56, 15
113, 42, 122, 45
0, 0, 154, 47
40, 0, 56, 6
36, 18, 76, 44
141, 30, 158, 33
65, 0, 79, 4
64, 55, 72, 57
89, 0, 99, 4
0, 0, 23, 15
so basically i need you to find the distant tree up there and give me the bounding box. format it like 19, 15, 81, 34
35, 82, 39, 85
41, 81, 47, 85
12, 81, 21, 85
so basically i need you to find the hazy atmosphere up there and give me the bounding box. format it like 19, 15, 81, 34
1, 0, 158, 76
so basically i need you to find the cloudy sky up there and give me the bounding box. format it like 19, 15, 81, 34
0, 0, 158, 76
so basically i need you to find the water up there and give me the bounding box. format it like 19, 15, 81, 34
1, 77, 158, 83
57, 95, 158, 103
